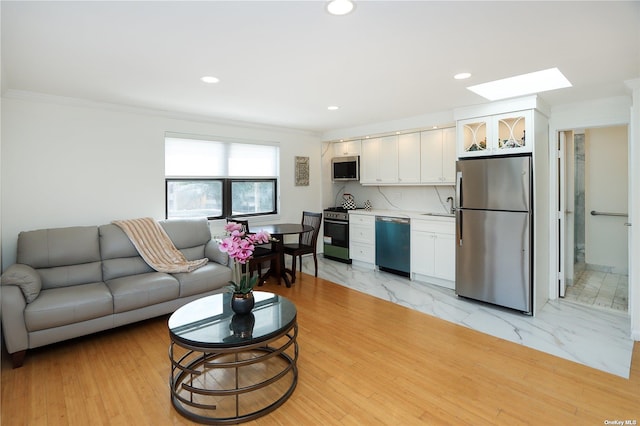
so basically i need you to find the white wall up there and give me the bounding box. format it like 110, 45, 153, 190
585, 126, 628, 271
625, 78, 640, 340
1, 93, 322, 268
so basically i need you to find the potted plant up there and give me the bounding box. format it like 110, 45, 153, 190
219, 222, 272, 314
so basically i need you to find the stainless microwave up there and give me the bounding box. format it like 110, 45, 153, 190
332, 156, 360, 182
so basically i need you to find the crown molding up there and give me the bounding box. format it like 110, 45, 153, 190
1, 89, 321, 137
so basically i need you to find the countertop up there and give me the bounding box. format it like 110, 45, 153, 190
347, 209, 454, 221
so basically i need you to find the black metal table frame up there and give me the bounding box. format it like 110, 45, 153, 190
169, 321, 298, 424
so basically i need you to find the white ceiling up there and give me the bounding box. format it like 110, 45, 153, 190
2, 1, 639, 136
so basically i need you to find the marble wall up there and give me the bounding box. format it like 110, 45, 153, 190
573, 133, 586, 267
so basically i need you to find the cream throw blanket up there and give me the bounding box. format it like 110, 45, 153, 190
113, 217, 208, 273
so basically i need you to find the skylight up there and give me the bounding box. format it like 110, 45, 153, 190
467, 68, 572, 101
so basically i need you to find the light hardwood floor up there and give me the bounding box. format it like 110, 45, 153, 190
2, 273, 639, 425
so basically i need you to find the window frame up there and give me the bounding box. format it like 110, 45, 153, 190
165, 178, 278, 220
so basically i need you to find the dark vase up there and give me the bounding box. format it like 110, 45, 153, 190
231, 292, 255, 314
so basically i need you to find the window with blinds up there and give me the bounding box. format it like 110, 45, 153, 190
165, 136, 279, 219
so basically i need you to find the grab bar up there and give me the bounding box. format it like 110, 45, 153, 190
590, 210, 628, 217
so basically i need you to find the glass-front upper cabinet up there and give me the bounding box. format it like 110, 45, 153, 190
458, 118, 488, 156
458, 110, 533, 158
495, 110, 531, 154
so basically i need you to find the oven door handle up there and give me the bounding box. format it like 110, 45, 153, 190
324, 218, 348, 225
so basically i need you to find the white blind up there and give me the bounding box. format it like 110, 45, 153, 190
165, 137, 279, 177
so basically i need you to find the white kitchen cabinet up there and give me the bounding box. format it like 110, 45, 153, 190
457, 110, 533, 158
360, 136, 399, 184
360, 138, 381, 184
411, 218, 455, 288
333, 140, 361, 157
420, 127, 456, 184
361, 133, 421, 185
397, 133, 421, 184
349, 213, 375, 265
442, 128, 456, 182
433, 233, 455, 280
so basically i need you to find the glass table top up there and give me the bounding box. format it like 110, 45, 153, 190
168, 291, 297, 348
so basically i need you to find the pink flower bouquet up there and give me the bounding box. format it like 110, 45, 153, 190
219, 222, 272, 294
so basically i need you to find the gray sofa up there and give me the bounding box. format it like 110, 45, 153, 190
1, 217, 231, 368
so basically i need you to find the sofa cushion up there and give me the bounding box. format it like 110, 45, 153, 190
38, 262, 104, 290
99, 224, 153, 280
17, 226, 103, 289
102, 257, 154, 282
106, 272, 179, 313
25, 282, 113, 331
205, 240, 229, 266
99, 223, 140, 259
1, 264, 42, 303
18, 226, 101, 268
160, 218, 211, 251
172, 263, 232, 297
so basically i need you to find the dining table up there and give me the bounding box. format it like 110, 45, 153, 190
254, 223, 314, 288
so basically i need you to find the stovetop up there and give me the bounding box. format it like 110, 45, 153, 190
324, 206, 349, 213
324, 206, 364, 221
324, 206, 366, 212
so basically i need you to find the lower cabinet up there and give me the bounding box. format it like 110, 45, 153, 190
411, 219, 455, 288
349, 213, 375, 265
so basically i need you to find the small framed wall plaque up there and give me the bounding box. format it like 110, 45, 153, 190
295, 156, 309, 186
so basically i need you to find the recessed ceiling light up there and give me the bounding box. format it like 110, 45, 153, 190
200, 76, 220, 84
328, 105, 339, 111
454, 72, 471, 80
326, 0, 355, 16
467, 67, 572, 101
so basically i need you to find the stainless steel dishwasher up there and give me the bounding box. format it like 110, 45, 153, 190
375, 216, 410, 277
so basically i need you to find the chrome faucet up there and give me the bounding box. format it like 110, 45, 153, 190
446, 196, 455, 214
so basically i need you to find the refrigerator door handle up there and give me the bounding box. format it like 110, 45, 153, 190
456, 171, 462, 210
457, 209, 463, 246
456, 170, 463, 246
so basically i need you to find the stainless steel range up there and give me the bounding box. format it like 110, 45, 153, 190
323, 207, 352, 264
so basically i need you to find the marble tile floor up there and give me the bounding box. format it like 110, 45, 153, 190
564, 269, 628, 312
296, 256, 634, 378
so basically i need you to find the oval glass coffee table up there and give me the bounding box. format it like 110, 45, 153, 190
168, 291, 298, 424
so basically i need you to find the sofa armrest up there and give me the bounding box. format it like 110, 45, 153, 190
205, 239, 229, 266
1, 285, 29, 355
1, 263, 42, 303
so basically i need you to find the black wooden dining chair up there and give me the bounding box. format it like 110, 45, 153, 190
282, 211, 322, 282
226, 218, 280, 285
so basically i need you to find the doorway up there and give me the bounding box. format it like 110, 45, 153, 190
558, 125, 629, 312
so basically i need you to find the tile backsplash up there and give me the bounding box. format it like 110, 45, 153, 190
330, 182, 455, 213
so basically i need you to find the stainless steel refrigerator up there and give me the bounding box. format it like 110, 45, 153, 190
455, 155, 533, 314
